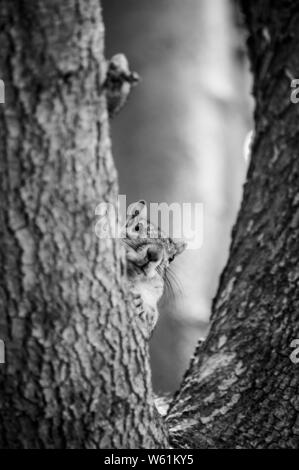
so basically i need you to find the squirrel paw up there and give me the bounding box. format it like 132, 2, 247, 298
132, 293, 144, 316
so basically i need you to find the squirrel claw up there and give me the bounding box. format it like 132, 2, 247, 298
132, 293, 144, 315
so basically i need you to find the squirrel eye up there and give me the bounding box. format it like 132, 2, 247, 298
135, 224, 140, 232
168, 255, 175, 263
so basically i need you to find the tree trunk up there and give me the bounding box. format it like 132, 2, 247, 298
0, 0, 166, 449
167, 0, 299, 449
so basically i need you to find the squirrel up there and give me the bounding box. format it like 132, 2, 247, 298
122, 200, 186, 336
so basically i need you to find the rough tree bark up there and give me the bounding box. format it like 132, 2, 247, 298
0, 0, 166, 448
167, 0, 299, 449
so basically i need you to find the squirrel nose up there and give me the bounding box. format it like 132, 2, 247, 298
147, 246, 163, 263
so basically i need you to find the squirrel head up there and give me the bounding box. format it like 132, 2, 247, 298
122, 200, 186, 309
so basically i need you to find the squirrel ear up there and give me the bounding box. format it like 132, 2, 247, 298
136, 200, 146, 208
174, 240, 187, 255
127, 200, 147, 220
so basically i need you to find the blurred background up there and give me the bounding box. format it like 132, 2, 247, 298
102, 0, 253, 394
